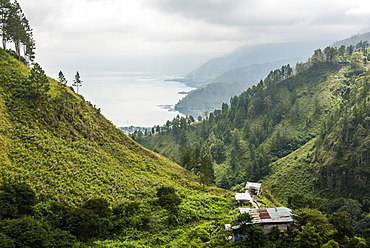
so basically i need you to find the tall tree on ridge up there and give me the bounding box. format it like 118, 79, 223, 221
0, 0, 35, 62
0, 0, 10, 49
73, 71, 82, 94
58, 71, 68, 85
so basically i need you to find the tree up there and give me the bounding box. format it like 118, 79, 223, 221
321, 239, 340, 248
242, 224, 267, 247
294, 223, 324, 247
347, 45, 355, 55
0, 0, 11, 49
294, 208, 333, 235
182, 147, 193, 170
188, 115, 195, 124
329, 213, 353, 244
156, 186, 182, 216
287, 193, 321, 210
199, 154, 215, 188
0, 217, 76, 247
221, 102, 229, 113
65, 208, 103, 242
27, 63, 50, 103
0, 0, 35, 61
338, 45, 346, 56
5, 1, 34, 60
58, 70, 67, 85
311, 49, 324, 63
324, 46, 338, 62
72, 71, 82, 93
82, 198, 111, 219
0, 181, 37, 219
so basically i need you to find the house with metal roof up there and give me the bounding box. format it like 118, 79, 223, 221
239, 207, 295, 234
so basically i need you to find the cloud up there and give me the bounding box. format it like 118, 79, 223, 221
17, 0, 370, 76
147, 0, 370, 30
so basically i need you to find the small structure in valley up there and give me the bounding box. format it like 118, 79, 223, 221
245, 182, 262, 195
239, 207, 295, 234
235, 192, 253, 206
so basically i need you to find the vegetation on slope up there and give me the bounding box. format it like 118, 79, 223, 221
140, 60, 344, 188
2, 41, 370, 246
139, 43, 370, 238
0, 48, 240, 247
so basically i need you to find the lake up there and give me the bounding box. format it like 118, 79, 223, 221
79, 71, 195, 127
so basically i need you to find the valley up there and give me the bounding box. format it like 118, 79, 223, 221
1, 1, 370, 246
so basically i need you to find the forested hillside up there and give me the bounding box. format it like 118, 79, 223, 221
140, 43, 370, 201
138, 43, 370, 246
175, 59, 299, 117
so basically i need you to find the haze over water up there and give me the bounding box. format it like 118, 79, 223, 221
80, 71, 195, 127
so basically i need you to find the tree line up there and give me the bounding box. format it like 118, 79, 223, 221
0, 181, 184, 246
139, 41, 370, 189
0, 0, 35, 63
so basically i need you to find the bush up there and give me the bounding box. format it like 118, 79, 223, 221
0, 217, 76, 247
156, 186, 181, 214
82, 198, 111, 218
0, 181, 37, 218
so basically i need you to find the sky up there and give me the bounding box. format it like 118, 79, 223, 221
12, 0, 370, 127
17, 0, 370, 77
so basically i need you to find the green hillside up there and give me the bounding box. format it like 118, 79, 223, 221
0, 48, 199, 202
0, 49, 240, 247
2, 45, 370, 247
138, 45, 370, 246
140, 45, 370, 202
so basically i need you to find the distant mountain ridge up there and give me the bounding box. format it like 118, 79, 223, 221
209, 59, 299, 84
176, 33, 370, 117
331, 32, 370, 47
183, 40, 330, 87
175, 41, 330, 116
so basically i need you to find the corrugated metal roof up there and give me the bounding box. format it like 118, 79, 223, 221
238, 207, 294, 224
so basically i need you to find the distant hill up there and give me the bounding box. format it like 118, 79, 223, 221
182, 40, 330, 87
331, 32, 370, 47
174, 41, 330, 116
176, 59, 300, 116
176, 33, 370, 117
209, 60, 295, 84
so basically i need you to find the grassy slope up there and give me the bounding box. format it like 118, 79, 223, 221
265, 65, 370, 202
0, 49, 225, 205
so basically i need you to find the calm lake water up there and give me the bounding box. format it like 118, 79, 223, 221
79, 71, 194, 127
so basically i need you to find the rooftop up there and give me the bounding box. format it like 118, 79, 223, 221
235, 192, 252, 201
239, 207, 294, 224
245, 182, 262, 189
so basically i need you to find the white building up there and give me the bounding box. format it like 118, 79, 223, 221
235, 192, 253, 206
245, 182, 262, 195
